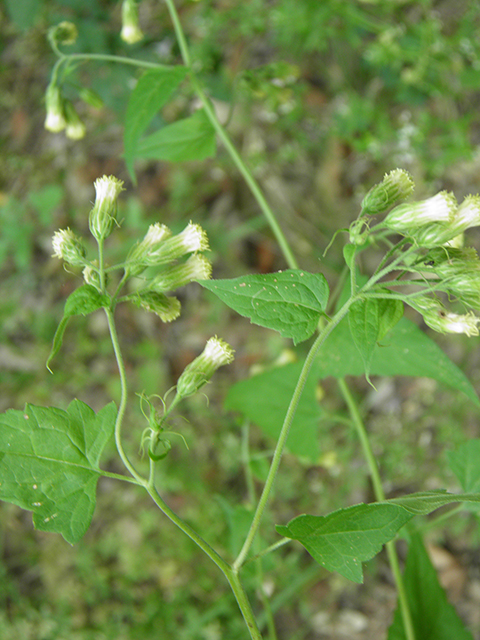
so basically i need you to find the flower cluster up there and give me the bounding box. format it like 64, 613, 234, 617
44, 81, 86, 140
351, 171, 480, 337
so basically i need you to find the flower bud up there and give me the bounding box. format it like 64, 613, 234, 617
144, 222, 209, 266
409, 296, 480, 337
349, 217, 370, 245
83, 264, 103, 290
384, 191, 457, 233
361, 169, 414, 215
44, 82, 66, 133
79, 87, 104, 110
176, 337, 235, 398
88, 175, 124, 241
148, 254, 212, 292
52, 228, 87, 266
121, 0, 144, 45
442, 274, 480, 311
132, 291, 181, 322
50, 21, 78, 45
64, 101, 86, 140
125, 223, 172, 277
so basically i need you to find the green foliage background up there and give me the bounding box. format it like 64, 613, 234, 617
2, 0, 480, 638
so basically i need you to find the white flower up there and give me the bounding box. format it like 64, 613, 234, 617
143, 223, 171, 246
52, 228, 86, 266
89, 175, 124, 241
452, 195, 480, 231
384, 191, 457, 232
437, 311, 480, 337
149, 254, 212, 291
361, 169, 414, 215
121, 0, 144, 44
176, 222, 210, 253
44, 84, 66, 133
203, 336, 235, 367
176, 336, 235, 398
145, 222, 210, 266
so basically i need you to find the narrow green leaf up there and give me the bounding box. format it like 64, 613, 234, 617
201, 270, 329, 345
448, 440, 480, 494
47, 285, 109, 370
348, 298, 380, 382
387, 535, 473, 640
276, 503, 412, 583
225, 361, 323, 462
314, 316, 479, 406
0, 401, 117, 544
124, 66, 188, 180
135, 109, 216, 163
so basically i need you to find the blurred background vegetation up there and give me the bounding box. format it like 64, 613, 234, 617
2, 0, 480, 638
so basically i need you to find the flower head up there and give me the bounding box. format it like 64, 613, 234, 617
144, 222, 209, 266
361, 169, 414, 215
132, 291, 181, 322
52, 228, 87, 266
64, 101, 86, 140
409, 296, 480, 337
44, 83, 66, 133
125, 223, 172, 277
89, 175, 124, 241
176, 337, 235, 398
50, 21, 78, 46
384, 191, 457, 233
148, 254, 212, 292
121, 0, 144, 44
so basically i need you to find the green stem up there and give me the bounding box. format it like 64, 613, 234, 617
57, 52, 170, 71
234, 296, 357, 571
162, 0, 298, 270
146, 484, 263, 640
241, 423, 278, 640
104, 307, 144, 483
337, 378, 416, 640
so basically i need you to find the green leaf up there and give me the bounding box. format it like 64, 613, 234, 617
343, 243, 356, 272
124, 66, 188, 181
47, 285, 109, 370
387, 490, 480, 514
0, 400, 117, 544
225, 361, 323, 462
276, 503, 412, 583
314, 316, 479, 405
377, 298, 404, 341
201, 270, 329, 345
448, 440, 480, 493
135, 109, 216, 164
348, 298, 380, 382
387, 535, 474, 640
276, 491, 480, 583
